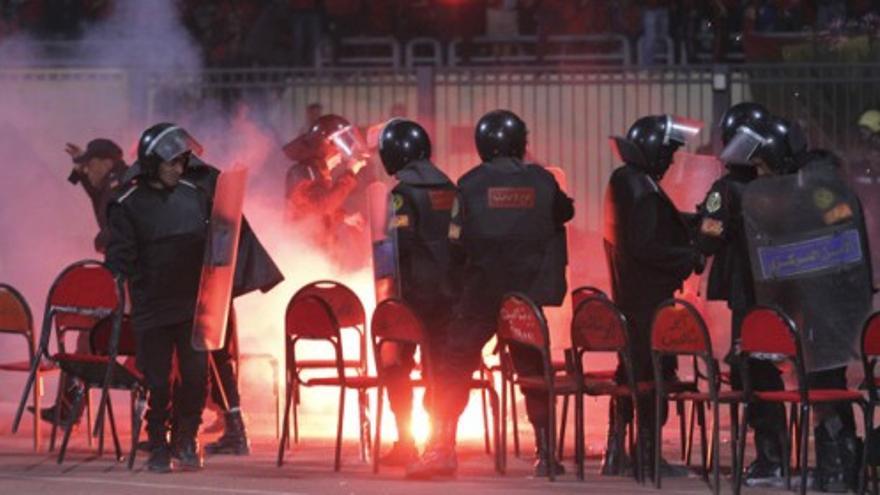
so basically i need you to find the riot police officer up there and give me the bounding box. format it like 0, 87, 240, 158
106, 123, 282, 473
283, 114, 368, 269
374, 118, 457, 466
602, 114, 702, 478
696, 103, 788, 487
406, 110, 574, 479
725, 116, 870, 492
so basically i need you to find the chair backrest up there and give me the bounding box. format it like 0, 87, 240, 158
571, 286, 607, 311
861, 311, 880, 359
90, 314, 137, 357
292, 280, 365, 329
285, 294, 340, 340
370, 299, 425, 348
0, 283, 33, 337
497, 293, 549, 352
48, 260, 120, 332
651, 299, 712, 357
570, 295, 627, 352
861, 311, 880, 400
740, 306, 798, 358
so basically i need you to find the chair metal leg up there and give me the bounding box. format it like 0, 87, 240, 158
86, 387, 93, 448
57, 389, 85, 465
293, 379, 300, 445
548, 396, 557, 482
654, 393, 663, 489
798, 405, 809, 495
729, 403, 740, 491
510, 377, 521, 458
373, 386, 384, 474
859, 402, 872, 495
500, 368, 509, 460
357, 390, 368, 462
781, 409, 792, 491
485, 386, 503, 474
32, 368, 42, 452
575, 393, 584, 481
697, 401, 709, 483
128, 390, 146, 470
558, 394, 569, 461
734, 400, 749, 495
277, 371, 294, 467
480, 368, 490, 455
685, 398, 696, 466
49, 373, 66, 453
334, 387, 346, 472
105, 397, 122, 461
677, 399, 687, 461
790, 403, 800, 471
711, 400, 721, 495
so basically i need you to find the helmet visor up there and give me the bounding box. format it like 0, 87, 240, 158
146, 126, 204, 162
664, 115, 703, 145
719, 126, 765, 165
327, 124, 368, 161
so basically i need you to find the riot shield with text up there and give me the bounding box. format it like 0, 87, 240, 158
367, 181, 400, 303
743, 164, 873, 371
192, 167, 248, 351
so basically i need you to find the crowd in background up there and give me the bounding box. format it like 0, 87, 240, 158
2, 1, 880, 66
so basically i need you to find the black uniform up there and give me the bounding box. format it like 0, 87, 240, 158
106, 166, 213, 442
695, 166, 786, 474
382, 159, 456, 439
69, 161, 129, 253
436, 156, 572, 429
106, 162, 283, 446
603, 163, 698, 430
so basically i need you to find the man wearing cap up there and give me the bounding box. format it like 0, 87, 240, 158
30, 139, 130, 427
66, 138, 129, 253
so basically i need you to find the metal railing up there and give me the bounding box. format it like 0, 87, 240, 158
4, 63, 877, 232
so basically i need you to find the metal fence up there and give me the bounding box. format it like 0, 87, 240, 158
4, 63, 875, 232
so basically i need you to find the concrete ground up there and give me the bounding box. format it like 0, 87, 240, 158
0, 400, 789, 495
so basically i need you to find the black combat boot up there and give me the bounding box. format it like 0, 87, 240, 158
743, 429, 785, 487
816, 424, 847, 493
30, 383, 84, 427
173, 420, 204, 471
600, 400, 632, 476
146, 427, 172, 474
205, 410, 250, 456
533, 425, 565, 477
405, 420, 458, 479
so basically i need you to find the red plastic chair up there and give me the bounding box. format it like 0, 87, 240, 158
735, 305, 870, 495
497, 292, 577, 482
287, 281, 369, 450
0, 284, 57, 451
370, 298, 502, 474
50, 314, 145, 467
492, 285, 608, 460
278, 294, 378, 471
569, 294, 648, 482
12, 260, 125, 463
859, 311, 880, 491
651, 299, 744, 494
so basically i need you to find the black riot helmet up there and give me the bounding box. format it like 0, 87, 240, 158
612, 114, 701, 180
378, 118, 431, 176
719, 102, 770, 146
475, 109, 527, 162
136, 123, 203, 177
720, 116, 803, 175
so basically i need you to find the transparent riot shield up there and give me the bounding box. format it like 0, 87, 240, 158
742, 164, 873, 371
367, 181, 400, 303
192, 167, 248, 351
